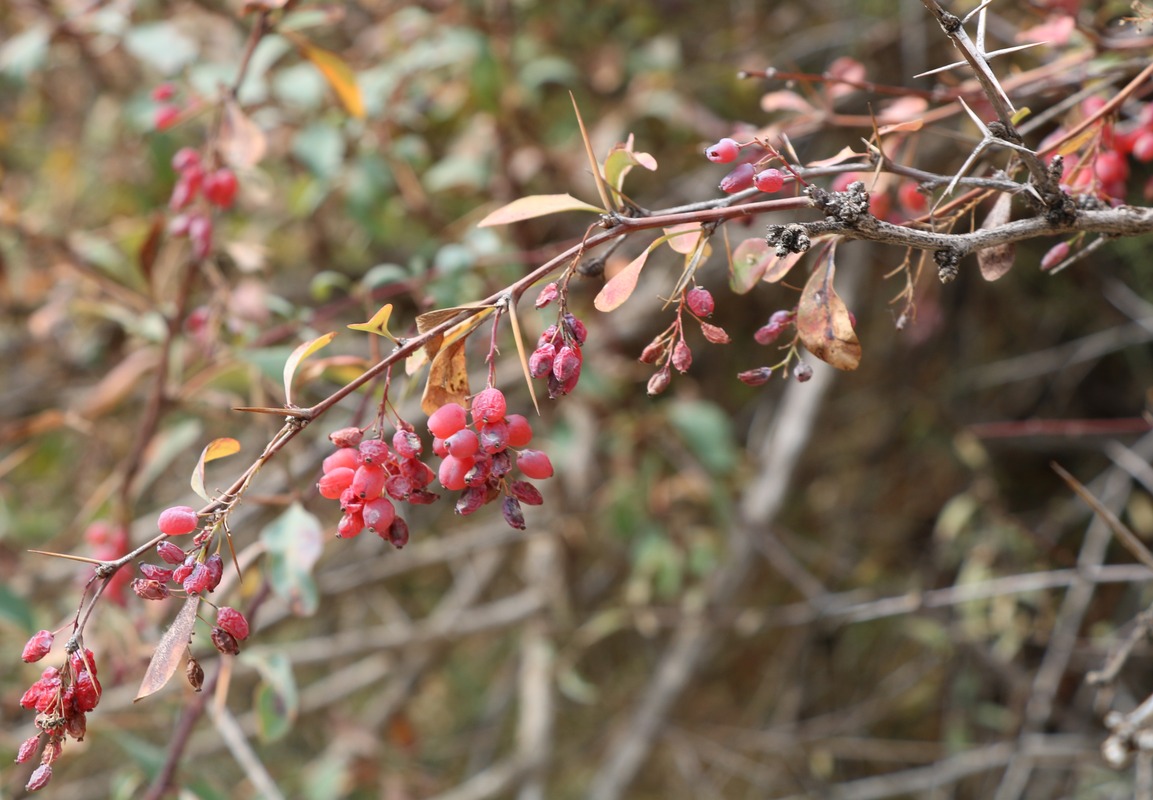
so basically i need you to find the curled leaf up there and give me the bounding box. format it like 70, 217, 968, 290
190, 437, 241, 501
796, 246, 861, 370
135, 595, 199, 701
347, 303, 396, 340
283, 332, 336, 407
421, 335, 470, 416
593, 242, 659, 312
286, 33, 364, 118
477, 194, 602, 227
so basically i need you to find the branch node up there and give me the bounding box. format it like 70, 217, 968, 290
766, 223, 812, 258
933, 248, 962, 284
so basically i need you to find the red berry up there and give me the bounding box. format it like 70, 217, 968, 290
529, 343, 557, 378
444, 428, 480, 458
73, 669, 102, 712
216, 607, 250, 641
318, 466, 355, 499
323, 447, 360, 473
21, 630, 54, 663
552, 345, 581, 383
719, 162, 755, 194
337, 511, 365, 538
188, 213, 213, 260
328, 427, 363, 448
898, 181, 928, 215
26, 763, 52, 793
16, 735, 39, 764
516, 449, 554, 480
157, 540, 185, 564
70, 647, 98, 676
438, 455, 475, 491
203, 168, 239, 208
753, 168, 784, 193
351, 464, 387, 499
428, 403, 468, 439
158, 505, 199, 536
479, 420, 510, 454
168, 171, 201, 211
204, 553, 224, 591
152, 83, 176, 102
705, 137, 740, 164
139, 563, 174, 582
392, 429, 422, 458
1095, 149, 1129, 185
563, 313, 588, 346
133, 578, 171, 600
362, 496, 397, 533
505, 414, 533, 447
386, 516, 410, 548
154, 104, 180, 131
172, 147, 201, 172
535, 282, 559, 308
182, 562, 212, 595
685, 287, 714, 317
455, 487, 487, 516
358, 438, 391, 466
471, 387, 507, 425
1133, 131, 1153, 162
509, 480, 543, 506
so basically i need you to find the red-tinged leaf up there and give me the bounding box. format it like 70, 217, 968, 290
347, 303, 396, 340
135, 595, 199, 701
796, 246, 861, 371
877, 118, 924, 135
806, 146, 867, 168
287, 33, 365, 119
594, 242, 658, 312
283, 331, 336, 407
729, 238, 773, 294
219, 98, 267, 170
760, 90, 815, 115
878, 96, 929, 126
664, 223, 703, 255
191, 437, 241, 501
604, 134, 658, 193
977, 193, 1015, 281
477, 194, 602, 227
764, 249, 809, 283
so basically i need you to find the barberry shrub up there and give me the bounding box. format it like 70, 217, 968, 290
4, 1, 1153, 797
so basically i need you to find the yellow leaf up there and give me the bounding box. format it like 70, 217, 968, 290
287, 34, 365, 119
347, 303, 396, 340
191, 437, 241, 501
421, 336, 470, 416
283, 332, 337, 407
796, 246, 861, 371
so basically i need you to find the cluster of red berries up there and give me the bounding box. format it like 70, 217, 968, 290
317, 425, 432, 546
17, 638, 101, 792
704, 137, 789, 195
638, 285, 731, 395
151, 82, 184, 131
166, 147, 239, 260
528, 309, 587, 399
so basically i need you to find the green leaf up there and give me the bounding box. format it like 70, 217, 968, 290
242, 650, 299, 742
260, 502, 323, 617
667, 400, 737, 476
477, 194, 602, 227
123, 22, 199, 75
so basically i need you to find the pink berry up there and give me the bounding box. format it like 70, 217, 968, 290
203, 168, 239, 208
337, 511, 365, 538
358, 438, 391, 466
351, 464, 387, 499
502, 495, 526, 529
428, 403, 468, 439
392, 429, 423, 458
323, 447, 360, 473
154, 104, 180, 131
444, 428, 480, 458
753, 168, 784, 193
505, 414, 533, 447
318, 466, 355, 499
1041, 240, 1071, 271
720, 162, 756, 194
535, 282, 559, 308
471, 387, 507, 425
363, 496, 397, 533
529, 343, 557, 379
516, 449, 554, 480
152, 83, 176, 102
216, 607, 250, 641
21, 630, 54, 663
26, 763, 52, 792
16, 735, 39, 764
738, 367, 773, 386
685, 287, 714, 317
182, 562, 212, 595
1094, 150, 1129, 185
672, 341, 692, 373
171, 147, 201, 173
188, 213, 213, 260
705, 137, 740, 163
157, 540, 186, 564
438, 455, 475, 491
479, 420, 510, 454
552, 345, 581, 383
158, 505, 199, 536
1133, 131, 1153, 162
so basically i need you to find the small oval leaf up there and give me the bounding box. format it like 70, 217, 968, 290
477, 194, 603, 227
190, 437, 241, 501
593, 245, 655, 313
729, 238, 773, 294
796, 246, 861, 371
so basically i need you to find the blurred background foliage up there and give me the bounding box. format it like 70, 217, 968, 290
2, 0, 1153, 798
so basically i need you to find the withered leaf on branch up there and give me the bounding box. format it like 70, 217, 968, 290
136, 595, 200, 701
421, 335, 470, 416
977, 192, 1016, 281
796, 245, 861, 371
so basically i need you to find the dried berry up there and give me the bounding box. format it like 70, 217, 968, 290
157, 540, 186, 565
685, 287, 714, 317
211, 626, 240, 656
358, 439, 391, 466
216, 607, 250, 641
26, 763, 52, 793
563, 313, 588, 346
509, 480, 544, 506
529, 343, 557, 378
535, 282, 559, 308
204, 553, 224, 592
647, 368, 671, 396
553, 345, 582, 383
132, 578, 171, 601
738, 367, 773, 386
671, 341, 692, 373
139, 563, 174, 582
387, 516, 410, 548
455, 487, 487, 516
182, 562, 212, 595
21, 630, 54, 663
502, 495, 526, 529
329, 427, 364, 449
392, 429, 423, 458
471, 387, 507, 425
16, 734, 40, 764
186, 657, 204, 692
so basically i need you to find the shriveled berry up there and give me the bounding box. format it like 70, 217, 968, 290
211, 626, 240, 656
26, 763, 52, 793
700, 321, 731, 344
385, 474, 414, 500
318, 466, 355, 499
685, 287, 714, 317
328, 427, 364, 448
22, 630, 54, 663
351, 464, 387, 499
479, 420, 510, 454
505, 414, 533, 447
337, 511, 365, 538
182, 562, 212, 595
535, 282, 559, 308
671, 341, 692, 373
471, 387, 507, 425
502, 495, 526, 529
16, 734, 40, 764
490, 450, 513, 478
186, 657, 204, 692
70, 648, 98, 676
516, 449, 554, 480
401, 458, 436, 487
1041, 240, 1071, 272
456, 486, 488, 516
439, 455, 475, 491
386, 516, 410, 548
392, 429, 422, 458
720, 162, 756, 194
648, 368, 671, 395
537, 324, 559, 348
139, 563, 174, 582
363, 496, 397, 533
794, 362, 814, 382
563, 313, 588, 346
158, 505, 199, 536
705, 137, 740, 163
753, 167, 785, 193
133, 578, 171, 600
408, 489, 440, 505
204, 553, 224, 591
639, 339, 665, 364
321, 449, 357, 476
65, 709, 87, 741
216, 607, 250, 641
738, 367, 773, 386
509, 480, 543, 506
553, 345, 581, 383
339, 487, 363, 515
73, 669, 102, 712
172, 561, 194, 585
529, 343, 557, 378
203, 168, 239, 208
428, 403, 468, 439
444, 428, 480, 458
358, 439, 391, 466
